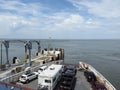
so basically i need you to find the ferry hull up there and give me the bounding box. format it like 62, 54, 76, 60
79, 62, 116, 90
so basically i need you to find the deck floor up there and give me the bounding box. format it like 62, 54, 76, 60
75, 70, 92, 90
22, 70, 92, 90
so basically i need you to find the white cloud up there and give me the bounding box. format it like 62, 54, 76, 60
0, 0, 120, 39
64, 14, 84, 24
53, 14, 99, 30
0, 13, 36, 36
0, 0, 45, 38
0, 14, 31, 27
52, 14, 84, 31
68, 0, 120, 18
0, 0, 43, 16
0, 11, 101, 39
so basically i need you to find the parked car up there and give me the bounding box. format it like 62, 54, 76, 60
66, 65, 76, 71
19, 72, 38, 83
60, 78, 74, 90
94, 81, 107, 90
60, 82, 71, 90
84, 71, 97, 82
38, 65, 48, 73
62, 65, 76, 75
63, 70, 75, 78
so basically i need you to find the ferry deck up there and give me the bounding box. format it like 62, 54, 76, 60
22, 64, 92, 90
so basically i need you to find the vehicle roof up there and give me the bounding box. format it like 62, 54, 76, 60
39, 65, 47, 69
66, 65, 75, 70
21, 74, 27, 77
22, 72, 36, 76
39, 64, 62, 78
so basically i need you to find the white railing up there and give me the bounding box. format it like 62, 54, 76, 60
89, 65, 116, 90
80, 61, 116, 90
0, 59, 55, 83
0, 63, 43, 83
0, 71, 25, 83
0, 58, 62, 84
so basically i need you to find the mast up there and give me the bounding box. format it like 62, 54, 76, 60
48, 37, 51, 56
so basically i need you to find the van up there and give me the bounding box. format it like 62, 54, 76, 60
38, 64, 63, 90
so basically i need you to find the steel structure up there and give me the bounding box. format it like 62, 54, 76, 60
0, 40, 41, 67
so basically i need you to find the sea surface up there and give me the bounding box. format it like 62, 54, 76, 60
0, 39, 120, 89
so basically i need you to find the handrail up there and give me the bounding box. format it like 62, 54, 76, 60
89, 65, 116, 90
0, 63, 42, 83
80, 62, 116, 90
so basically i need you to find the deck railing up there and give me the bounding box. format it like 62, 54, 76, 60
0, 63, 43, 83
88, 64, 116, 90
0, 71, 25, 83
0, 59, 55, 83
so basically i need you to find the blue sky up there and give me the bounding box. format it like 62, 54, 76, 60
0, 0, 120, 39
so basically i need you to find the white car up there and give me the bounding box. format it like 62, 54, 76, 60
38, 65, 48, 73
19, 72, 38, 83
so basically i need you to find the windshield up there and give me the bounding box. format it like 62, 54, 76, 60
45, 80, 51, 83
21, 76, 26, 78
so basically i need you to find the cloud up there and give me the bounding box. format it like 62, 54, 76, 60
68, 0, 120, 18
0, 13, 41, 37
42, 13, 100, 33
53, 14, 84, 30
64, 14, 84, 24
0, 10, 101, 39
0, 0, 46, 38
0, 0, 120, 39
0, 0, 43, 16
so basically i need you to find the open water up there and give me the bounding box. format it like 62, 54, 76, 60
0, 39, 120, 89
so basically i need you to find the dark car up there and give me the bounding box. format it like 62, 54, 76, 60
94, 81, 107, 90
84, 71, 97, 82
66, 65, 77, 74
60, 79, 74, 90
62, 70, 75, 78
62, 65, 77, 74
60, 82, 71, 90
62, 75, 75, 82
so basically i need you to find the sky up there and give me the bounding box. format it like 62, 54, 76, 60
0, 0, 120, 39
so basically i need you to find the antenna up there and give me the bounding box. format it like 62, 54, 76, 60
48, 37, 52, 56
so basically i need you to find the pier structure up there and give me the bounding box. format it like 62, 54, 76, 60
0, 41, 64, 85
0, 40, 42, 82
0, 40, 41, 68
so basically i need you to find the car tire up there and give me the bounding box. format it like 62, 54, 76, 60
26, 79, 29, 83
36, 75, 38, 79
